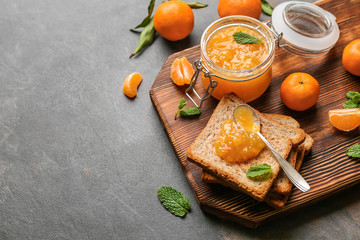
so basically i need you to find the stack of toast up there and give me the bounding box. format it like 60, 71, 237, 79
187, 94, 313, 208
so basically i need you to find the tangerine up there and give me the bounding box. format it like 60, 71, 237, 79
329, 109, 360, 131
153, 1, 194, 41
280, 72, 320, 111
342, 39, 360, 76
171, 57, 194, 86
123, 72, 142, 98
218, 0, 262, 19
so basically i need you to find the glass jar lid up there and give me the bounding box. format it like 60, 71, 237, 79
271, 1, 340, 57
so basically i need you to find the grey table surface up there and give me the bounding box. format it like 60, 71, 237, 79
1, 0, 360, 239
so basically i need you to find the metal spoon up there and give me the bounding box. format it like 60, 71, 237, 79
233, 104, 310, 192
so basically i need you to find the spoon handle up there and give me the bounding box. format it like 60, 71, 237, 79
257, 132, 311, 192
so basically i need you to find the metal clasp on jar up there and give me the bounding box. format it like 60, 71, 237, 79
185, 60, 218, 108
265, 20, 285, 48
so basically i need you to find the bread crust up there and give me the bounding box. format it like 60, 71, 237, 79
187, 94, 293, 201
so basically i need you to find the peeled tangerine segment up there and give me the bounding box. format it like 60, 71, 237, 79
328, 108, 360, 131
123, 72, 142, 98
170, 57, 194, 86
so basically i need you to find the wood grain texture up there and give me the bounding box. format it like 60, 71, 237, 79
150, 0, 360, 228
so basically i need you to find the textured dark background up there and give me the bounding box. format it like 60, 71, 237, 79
1, 0, 360, 239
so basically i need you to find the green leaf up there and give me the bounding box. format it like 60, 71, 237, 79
343, 99, 359, 109
175, 98, 187, 120
186, 2, 208, 9
246, 164, 272, 181
130, 18, 156, 58
132, 0, 156, 30
346, 143, 360, 158
180, 107, 201, 118
233, 31, 261, 45
177, 0, 208, 9
346, 91, 360, 101
157, 186, 191, 217
261, 0, 273, 16
353, 95, 360, 103
342, 91, 360, 109
178, 98, 187, 110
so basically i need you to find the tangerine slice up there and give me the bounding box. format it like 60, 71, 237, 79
123, 72, 142, 98
328, 108, 360, 131
170, 57, 194, 86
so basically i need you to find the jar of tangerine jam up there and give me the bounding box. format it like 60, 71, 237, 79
200, 16, 275, 103
186, 1, 339, 108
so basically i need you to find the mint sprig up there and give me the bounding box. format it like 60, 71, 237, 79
346, 91, 360, 100
343, 91, 360, 108
157, 186, 191, 217
346, 143, 360, 158
343, 99, 359, 108
175, 98, 201, 120
246, 164, 272, 181
233, 31, 261, 45
175, 98, 187, 120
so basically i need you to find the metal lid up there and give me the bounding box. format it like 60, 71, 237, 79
271, 1, 340, 57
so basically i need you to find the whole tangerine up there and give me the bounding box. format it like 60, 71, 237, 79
280, 72, 320, 111
153, 1, 194, 41
342, 39, 360, 76
218, 0, 262, 19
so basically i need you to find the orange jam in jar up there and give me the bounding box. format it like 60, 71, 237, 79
206, 26, 268, 71
200, 16, 275, 102
214, 106, 265, 163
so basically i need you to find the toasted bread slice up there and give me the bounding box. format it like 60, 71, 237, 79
203, 144, 307, 208
265, 134, 312, 208
271, 134, 313, 194
264, 113, 300, 128
264, 146, 306, 208
201, 146, 297, 188
200, 111, 312, 207
202, 113, 306, 195
187, 94, 295, 201
260, 113, 305, 147
302, 133, 314, 157
264, 114, 303, 194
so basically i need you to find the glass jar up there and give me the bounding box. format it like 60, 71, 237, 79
186, 1, 339, 108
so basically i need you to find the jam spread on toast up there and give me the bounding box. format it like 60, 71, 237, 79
214, 106, 265, 163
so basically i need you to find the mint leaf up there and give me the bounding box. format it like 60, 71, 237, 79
157, 186, 191, 217
346, 143, 360, 158
178, 98, 187, 109
180, 107, 201, 118
353, 95, 360, 103
233, 31, 261, 45
346, 91, 360, 100
175, 98, 187, 120
246, 164, 272, 181
261, 0, 273, 16
342, 91, 360, 109
175, 99, 201, 119
343, 99, 359, 109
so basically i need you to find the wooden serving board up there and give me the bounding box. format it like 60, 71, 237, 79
150, 0, 360, 228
